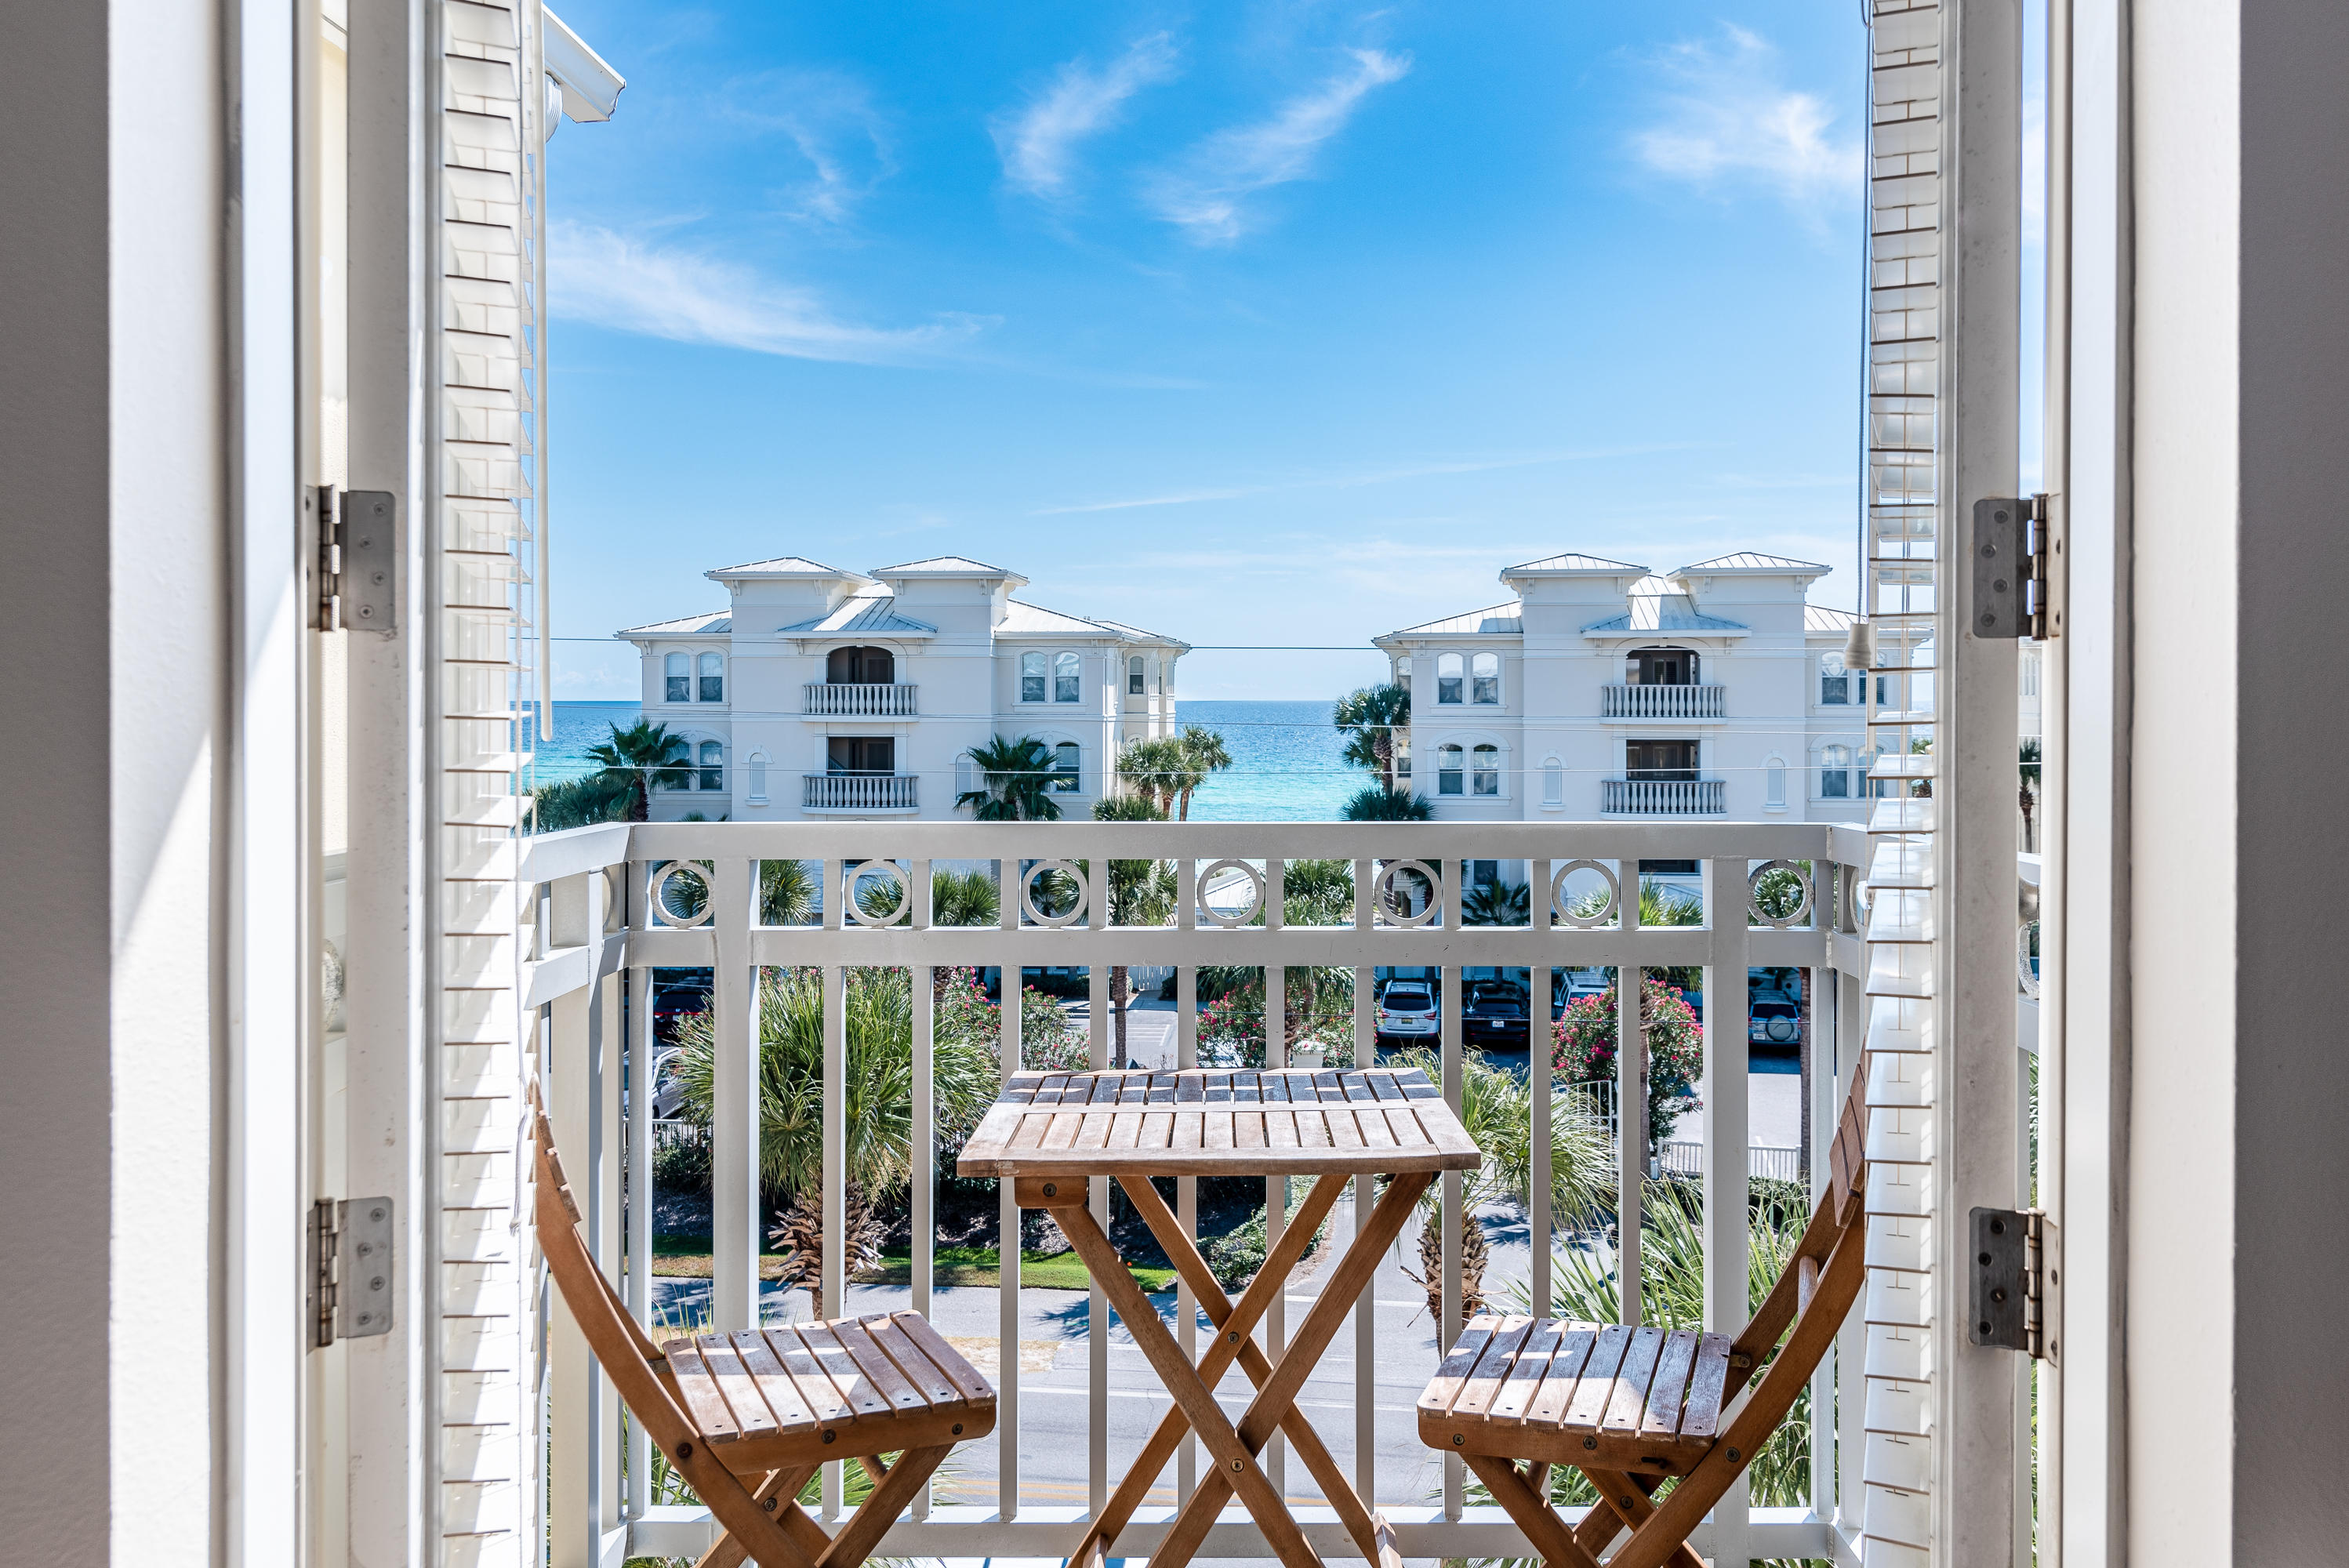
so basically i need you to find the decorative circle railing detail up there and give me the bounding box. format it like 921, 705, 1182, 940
648, 861, 713, 929
1748, 858, 1813, 928
1196, 858, 1264, 929
1374, 858, 1442, 928
1550, 858, 1620, 929
844, 861, 909, 927
1020, 858, 1089, 928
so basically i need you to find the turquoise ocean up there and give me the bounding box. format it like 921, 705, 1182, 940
527, 699, 1359, 820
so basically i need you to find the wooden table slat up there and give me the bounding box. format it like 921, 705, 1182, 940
957, 1069, 1483, 1178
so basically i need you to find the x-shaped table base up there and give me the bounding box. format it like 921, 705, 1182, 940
1023, 1167, 1432, 1568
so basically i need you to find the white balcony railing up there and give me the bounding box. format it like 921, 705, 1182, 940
517, 818, 1877, 1566
803, 772, 918, 811
1602, 776, 1727, 815
804, 681, 918, 717
1600, 682, 1726, 719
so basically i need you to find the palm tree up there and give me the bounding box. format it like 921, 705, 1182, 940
669, 967, 999, 1318
1391, 1048, 1606, 1322
1115, 735, 1192, 815
1173, 726, 1232, 819
1340, 783, 1434, 821
1333, 683, 1411, 791
1461, 879, 1530, 927
761, 858, 817, 927
528, 771, 634, 833
1091, 796, 1177, 1065
2019, 736, 2042, 851
957, 735, 1063, 821
584, 719, 690, 819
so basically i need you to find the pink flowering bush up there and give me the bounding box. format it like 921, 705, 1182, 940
1551, 977, 1704, 1147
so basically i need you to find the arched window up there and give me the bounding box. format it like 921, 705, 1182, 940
1054, 651, 1080, 703
698, 739, 724, 791
1436, 653, 1464, 704
1395, 655, 1413, 681
1821, 744, 1852, 799
1020, 651, 1046, 702
1051, 742, 1081, 792
746, 751, 769, 805
1541, 755, 1563, 808
1471, 744, 1501, 796
1437, 743, 1465, 795
1395, 731, 1412, 779
1819, 652, 1850, 705
698, 652, 724, 702
1765, 755, 1788, 808
828, 645, 894, 684
1470, 652, 1500, 705
1128, 655, 1145, 695
664, 652, 689, 703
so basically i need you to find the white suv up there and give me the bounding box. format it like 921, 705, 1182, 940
1376, 982, 1439, 1044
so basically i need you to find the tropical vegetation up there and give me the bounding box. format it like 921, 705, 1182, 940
527, 771, 634, 833
583, 718, 690, 818
666, 964, 1083, 1317
1489, 1181, 1816, 1523
1089, 794, 1178, 1065
957, 735, 1063, 821
1332, 682, 1411, 791
1552, 978, 1706, 1149
1389, 1047, 1612, 1323
1340, 782, 1434, 820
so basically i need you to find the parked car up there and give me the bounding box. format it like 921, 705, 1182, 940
650, 976, 711, 1043
1750, 999, 1802, 1047
1462, 979, 1533, 1049
1374, 980, 1438, 1045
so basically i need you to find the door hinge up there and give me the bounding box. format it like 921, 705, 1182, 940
310, 1196, 395, 1348
314, 486, 397, 633
1970, 494, 2061, 640
1970, 1206, 2059, 1363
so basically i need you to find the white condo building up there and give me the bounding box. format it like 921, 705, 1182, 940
1374, 552, 1875, 823
617, 555, 1187, 820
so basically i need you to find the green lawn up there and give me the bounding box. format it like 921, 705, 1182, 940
867, 1245, 1175, 1294
647, 1234, 1174, 1293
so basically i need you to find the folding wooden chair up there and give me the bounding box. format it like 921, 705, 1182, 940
531, 1102, 996, 1568
1414, 1062, 1872, 1568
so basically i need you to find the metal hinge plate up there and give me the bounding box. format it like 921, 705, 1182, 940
1970, 1206, 2059, 1362
316, 487, 396, 633
311, 1196, 395, 1348
1972, 494, 2061, 640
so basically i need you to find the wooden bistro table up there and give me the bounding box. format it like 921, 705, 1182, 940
957, 1067, 1484, 1568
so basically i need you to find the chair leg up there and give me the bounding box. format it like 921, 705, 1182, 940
694, 1466, 822, 1568
1458, 1453, 1602, 1568
1575, 1469, 1706, 1568
812, 1445, 953, 1568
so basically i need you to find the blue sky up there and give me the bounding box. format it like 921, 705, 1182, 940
542, 2, 1884, 700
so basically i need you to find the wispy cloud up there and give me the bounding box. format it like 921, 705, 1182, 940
1145, 48, 1411, 244
547, 221, 987, 364
722, 69, 895, 224
993, 33, 1181, 198
1629, 27, 1859, 216
1033, 446, 1680, 515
